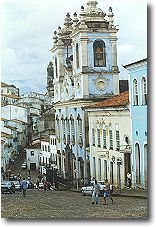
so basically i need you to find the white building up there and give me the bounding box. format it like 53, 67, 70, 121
26, 141, 41, 171
1, 104, 28, 171
1, 82, 20, 106
85, 91, 131, 188
1, 104, 28, 123
40, 137, 50, 169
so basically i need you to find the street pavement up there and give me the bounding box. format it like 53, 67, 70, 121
1, 188, 148, 219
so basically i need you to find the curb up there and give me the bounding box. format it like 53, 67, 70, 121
70, 189, 147, 199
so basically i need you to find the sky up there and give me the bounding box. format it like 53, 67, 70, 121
1, 0, 147, 94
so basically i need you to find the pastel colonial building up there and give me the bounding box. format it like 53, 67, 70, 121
123, 58, 147, 189
85, 91, 131, 188
51, 1, 120, 184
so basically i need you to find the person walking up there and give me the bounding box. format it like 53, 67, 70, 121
103, 179, 114, 205
21, 178, 28, 197
43, 180, 47, 191
36, 179, 40, 190
91, 180, 100, 205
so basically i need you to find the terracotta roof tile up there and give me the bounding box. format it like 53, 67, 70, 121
85, 91, 129, 109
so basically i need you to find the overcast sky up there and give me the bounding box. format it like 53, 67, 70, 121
1, 0, 147, 93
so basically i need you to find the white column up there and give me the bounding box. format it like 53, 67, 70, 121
110, 37, 118, 71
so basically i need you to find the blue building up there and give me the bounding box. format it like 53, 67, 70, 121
50, 1, 120, 185
124, 58, 147, 189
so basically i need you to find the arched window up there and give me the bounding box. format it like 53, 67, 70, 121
141, 77, 147, 105
76, 43, 79, 68
55, 56, 58, 78
93, 39, 106, 67
133, 79, 139, 105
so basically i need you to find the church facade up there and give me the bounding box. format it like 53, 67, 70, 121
50, 1, 120, 184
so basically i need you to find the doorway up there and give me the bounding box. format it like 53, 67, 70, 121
30, 163, 36, 171
110, 161, 114, 183
135, 143, 141, 186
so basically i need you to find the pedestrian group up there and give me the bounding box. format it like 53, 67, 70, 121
92, 179, 114, 205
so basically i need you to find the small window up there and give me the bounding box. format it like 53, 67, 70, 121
31, 151, 34, 156
145, 131, 147, 136
136, 131, 138, 136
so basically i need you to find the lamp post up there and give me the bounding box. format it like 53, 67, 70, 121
117, 157, 122, 193
74, 168, 78, 189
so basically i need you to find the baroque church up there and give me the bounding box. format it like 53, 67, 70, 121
47, 1, 120, 185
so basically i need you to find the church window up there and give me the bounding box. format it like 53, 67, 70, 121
116, 128, 120, 151
133, 79, 139, 105
62, 119, 66, 143
67, 119, 70, 142
97, 128, 101, 147
92, 128, 95, 146
141, 77, 147, 105
93, 39, 106, 67
71, 119, 75, 144
103, 128, 107, 149
109, 125, 113, 150
76, 43, 79, 68
55, 56, 58, 78
78, 119, 83, 146
56, 119, 60, 140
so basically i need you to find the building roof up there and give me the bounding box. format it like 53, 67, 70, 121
1, 132, 13, 139
1, 94, 20, 99
1, 82, 16, 88
85, 90, 129, 109
123, 58, 147, 69
11, 119, 27, 124
41, 136, 49, 142
5, 125, 17, 131
26, 142, 41, 149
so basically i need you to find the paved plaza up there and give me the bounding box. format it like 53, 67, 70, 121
1, 189, 148, 219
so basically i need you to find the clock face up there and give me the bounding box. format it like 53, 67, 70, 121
96, 78, 107, 90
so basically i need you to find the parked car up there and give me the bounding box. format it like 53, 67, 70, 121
81, 181, 105, 196
12, 181, 21, 192
1, 181, 15, 194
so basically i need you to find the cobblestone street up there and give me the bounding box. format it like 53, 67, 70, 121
1, 189, 147, 219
